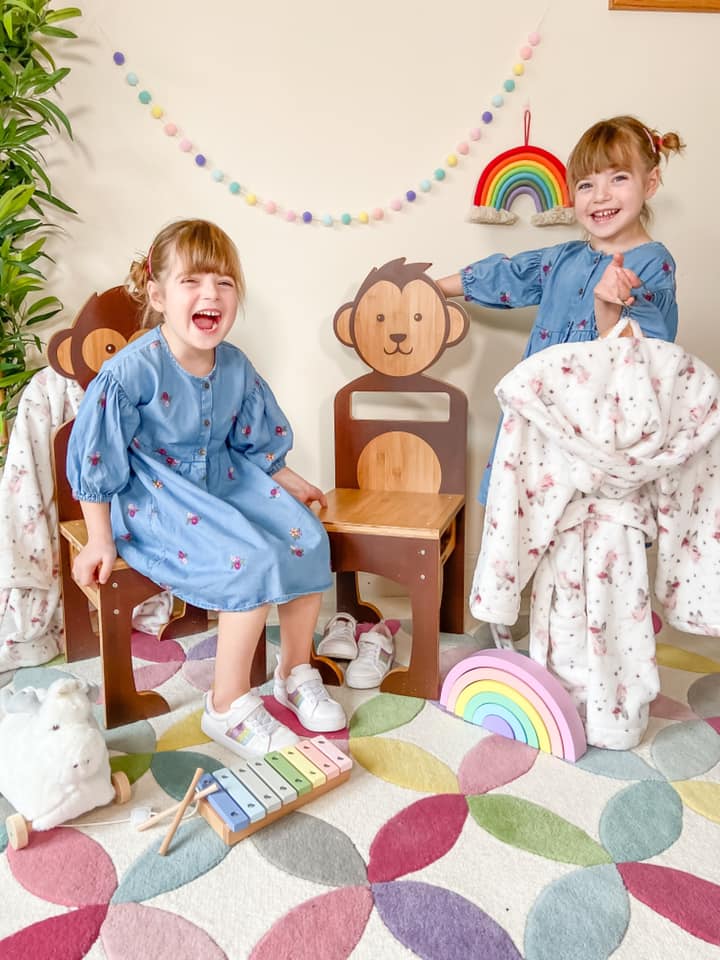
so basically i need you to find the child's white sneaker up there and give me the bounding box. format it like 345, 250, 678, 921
273, 664, 346, 732
316, 612, 358, 660
345, 622, 395, 689
201, 690, 298, 759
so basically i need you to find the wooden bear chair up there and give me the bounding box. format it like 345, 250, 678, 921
318, 258, 469, 699
47, 287, 247, 729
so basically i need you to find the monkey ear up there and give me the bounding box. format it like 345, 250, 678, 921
46, 328, 76, 379
446, 301, 470, 347
333, 303, 354, 347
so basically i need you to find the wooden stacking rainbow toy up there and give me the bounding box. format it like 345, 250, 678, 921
196, 736, 352, 846
440, 649, 587, 762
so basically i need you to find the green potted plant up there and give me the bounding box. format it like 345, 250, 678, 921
0, 0, 80, 457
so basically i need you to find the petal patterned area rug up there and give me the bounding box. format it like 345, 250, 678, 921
1, 617, 719, 960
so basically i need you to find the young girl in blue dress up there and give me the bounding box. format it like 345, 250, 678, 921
438, 115, 684, 502
67, 219, 345, 757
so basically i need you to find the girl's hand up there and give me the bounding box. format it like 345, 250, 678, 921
272, 466, 328, 508
72, 539, 117, 587
594, 252, 642, 308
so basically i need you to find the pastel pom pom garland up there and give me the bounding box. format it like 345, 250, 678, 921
112, 30, 541, 227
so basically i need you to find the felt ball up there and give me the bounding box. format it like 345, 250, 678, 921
285, 210, 297, 222
113, 52, 125, 66
195, 154, 207, 167
520, 45, 533, 59
179, 138, 192, 152
469, 127, 482, 141
150, 105, 164, 119
211, 169, 223, 182
434, 169, 445, 181
528, 31, 541, 45
358, 211, 369, 224
229, 181, 241, 194
482, 111, 493, 124
491, 95, 504, 108
503, 79, 515, 92
322, 214, 333, 226
163, 122, 178, 136
372, 208, 384, 220
447, 154, 458, 167
512, 63, 525, 76
457, 142, 469, 155
246, 193, 257, 205
406, 190, 417, 202
420, 179, 431, 191
390, 198, 402, 211
138, 90, 152, 104
126, 72, 139, 86
302, 211, 313, 223
264, 200, 277, 214
341, 212, 352, 224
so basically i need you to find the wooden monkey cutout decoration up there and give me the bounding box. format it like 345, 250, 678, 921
332, 258, 470, 493
47, 286, 144, 390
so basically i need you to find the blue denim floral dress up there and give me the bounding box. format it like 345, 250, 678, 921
66, 329, 332, 611
461, 240, 679, 502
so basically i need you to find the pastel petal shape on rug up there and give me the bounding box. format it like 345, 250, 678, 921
457, 734, 537, 795
130, 660, 182, 693
112, 818, 229, 904
574, 746, 663, 781
101, 902, 227, 959
8, 828, 117, 905
467, 795, 612, 866
367, 794, 468, 882
131, 631, 186, 663
373, 880, 522, 960
649, 693, 699, 722
349, 693, 425, 737
672, 780, 720, 824
599, 781, 683, 862
651, 720, 720, 781
350, 736, 459, 794
687, 674, 720, 719
655, 643, 720, 674
151, 749, 224, 801
250, 885, 373, 960
110, 752, 153, 784
103, 718, 157, 755
12, 666, 72, 690
263, 695, 349, 740
0, 904, 109, 960
156, 710, 210, 752
525, 864, 629, 960
252, 810, 366, 887
617, 863, 720, 946
181, 658, 215, 692
440, 642, 485, 680
707, 717, 720, 734
186, 633, 217, 660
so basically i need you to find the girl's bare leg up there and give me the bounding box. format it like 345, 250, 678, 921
212, 606, 269, 712
276, 593, 322, 678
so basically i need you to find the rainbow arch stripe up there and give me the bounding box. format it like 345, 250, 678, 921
440, 649, 587, 762
473, 145, 571, 214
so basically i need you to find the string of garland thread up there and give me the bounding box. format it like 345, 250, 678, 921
113, 32, 540, 226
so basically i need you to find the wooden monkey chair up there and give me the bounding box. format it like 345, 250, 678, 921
47, 287, 262, 729
318, 258, 469, 700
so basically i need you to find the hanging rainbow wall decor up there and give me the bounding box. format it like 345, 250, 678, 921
439, 649, 587, 761
468, 110, 575, 226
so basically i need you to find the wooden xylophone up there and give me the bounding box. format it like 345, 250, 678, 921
196, 736, 353, 846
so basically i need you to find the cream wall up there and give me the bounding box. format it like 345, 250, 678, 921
40, 0, 720, 593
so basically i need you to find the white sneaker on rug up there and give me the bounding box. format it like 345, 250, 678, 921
316, 612, 358, 660
345, 622, 395, 689
273, 664, 346, 732
201, 690, 298, 759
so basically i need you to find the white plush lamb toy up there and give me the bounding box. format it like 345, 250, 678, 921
0, 677, 118, 837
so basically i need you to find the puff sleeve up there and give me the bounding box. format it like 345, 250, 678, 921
624, 251, 678, 341
227, 369, 293, 475
460, 249, 544, 309
66, 371, 140, 502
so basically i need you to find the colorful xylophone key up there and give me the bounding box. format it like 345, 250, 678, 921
197, 736, 353, 845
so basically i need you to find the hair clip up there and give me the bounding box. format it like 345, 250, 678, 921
643, 127, 659, 156
146, 246, 154, 279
